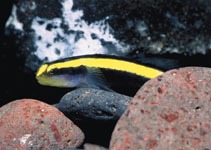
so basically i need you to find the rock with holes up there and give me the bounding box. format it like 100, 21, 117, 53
110, 67, 211, 150
0, 99, 84, 149
55, 88, 132, 121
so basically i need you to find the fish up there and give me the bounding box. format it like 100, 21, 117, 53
36, 54, 164, 96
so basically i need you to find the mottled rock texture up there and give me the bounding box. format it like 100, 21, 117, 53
73, 0, 211, 55
5, 0, 211, 71
0, 99, 84, 149
110, 67, 211, 150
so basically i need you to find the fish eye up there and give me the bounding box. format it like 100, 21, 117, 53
49, 68, 56, 74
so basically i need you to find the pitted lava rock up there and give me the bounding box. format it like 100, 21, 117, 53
0, 99, 84, 149
110, 67, 211, 150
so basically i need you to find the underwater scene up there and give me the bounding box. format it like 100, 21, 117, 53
0, 0, 210, 149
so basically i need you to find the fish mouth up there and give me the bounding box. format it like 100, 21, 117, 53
36, 75, 50, 86
36, 74, 72, 88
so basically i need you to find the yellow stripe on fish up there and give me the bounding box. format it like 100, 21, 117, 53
39, 57, 163, 79
36, 54, 164, 96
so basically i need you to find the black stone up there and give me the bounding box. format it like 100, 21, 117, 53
55, 88, 131, 147
56, 88, 132, 121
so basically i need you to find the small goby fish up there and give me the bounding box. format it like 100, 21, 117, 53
36, 54, 164, 96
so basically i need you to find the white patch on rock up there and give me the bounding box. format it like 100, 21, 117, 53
5, 5, 23, 31
136, 21, 148, 37
32, 17, 68, 60
19, 134, 31, 145
31, 0, 130, 61
149, 42, 164, 53
165, 12, 186, 30
165, 47, 180, 54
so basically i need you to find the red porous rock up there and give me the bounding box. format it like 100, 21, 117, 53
110, 67, 211, 150
0, 99, 84, 149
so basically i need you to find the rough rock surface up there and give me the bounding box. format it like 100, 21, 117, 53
56, 88, 132, 121
55, 88, 131, 147
110, 67, 211, 150
0, 99, 84, 149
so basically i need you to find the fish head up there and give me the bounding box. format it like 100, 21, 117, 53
36, 63, 85, 88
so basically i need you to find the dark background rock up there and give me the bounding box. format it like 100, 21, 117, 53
4, 0, 211, 72
73, 0, 211, 55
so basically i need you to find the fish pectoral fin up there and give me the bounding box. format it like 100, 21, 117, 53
84, 67, 113, 92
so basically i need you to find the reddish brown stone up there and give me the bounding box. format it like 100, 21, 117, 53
0, 99, 84, 149
110, 67, 211, 150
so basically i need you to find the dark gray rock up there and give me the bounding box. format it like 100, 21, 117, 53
55, 88, 131, 147
73, 0, 211, 56
55, 88, 132, 121
5, 0, 211, 71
